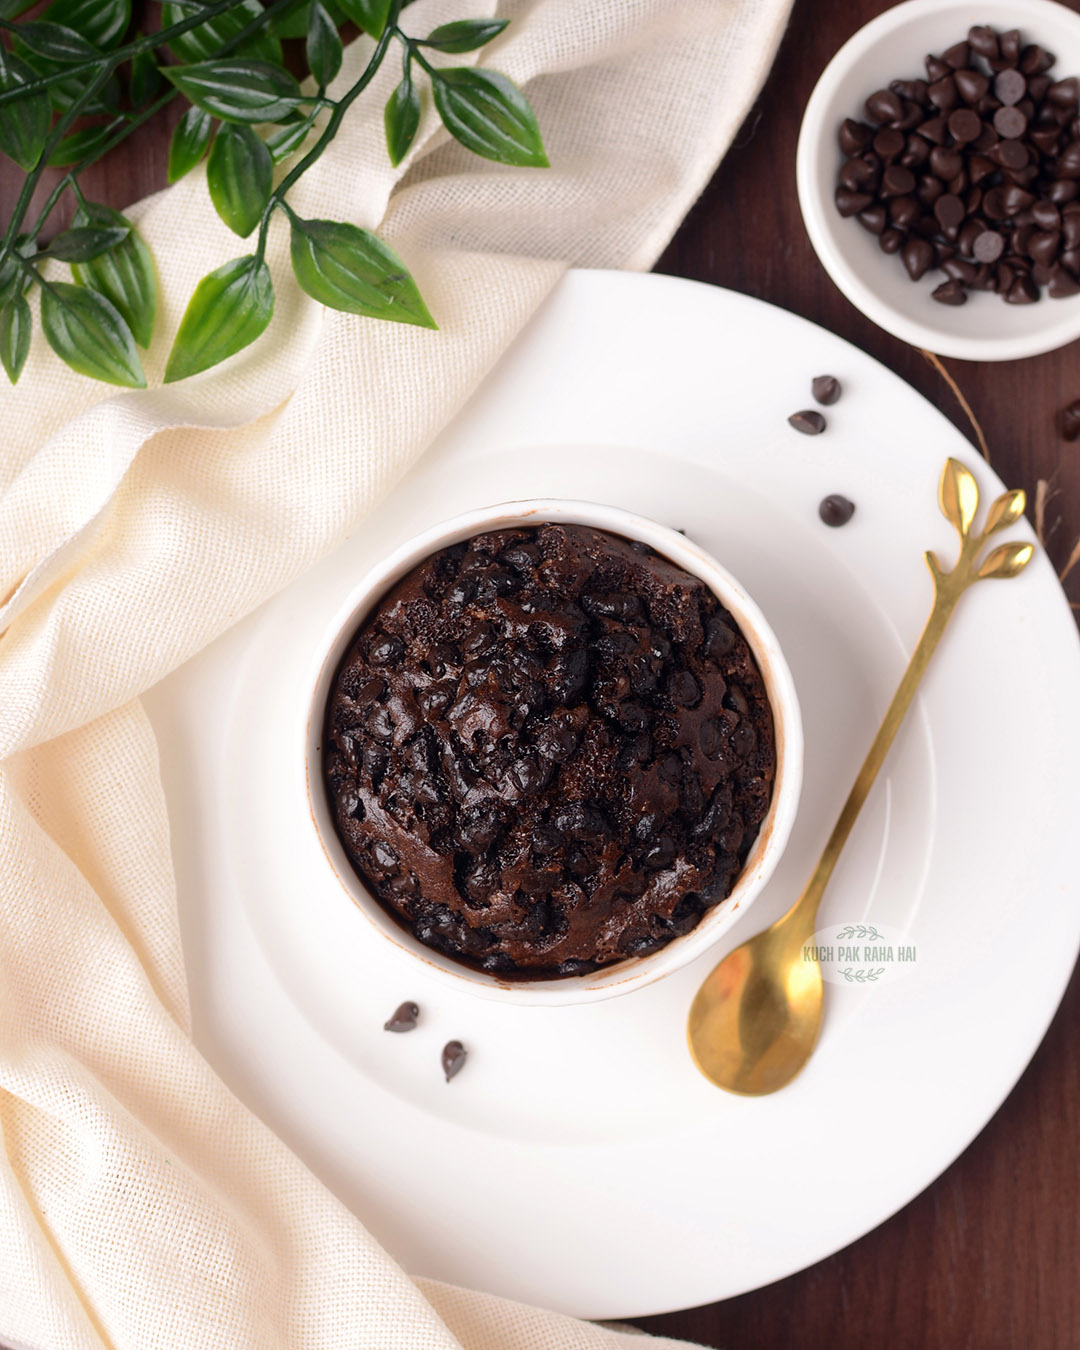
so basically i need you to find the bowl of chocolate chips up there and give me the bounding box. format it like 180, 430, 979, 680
797, 0, 1080, 360
305, 501, 803, 1005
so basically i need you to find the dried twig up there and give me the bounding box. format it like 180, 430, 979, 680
1035, 478, 1049, 547
1060, 536, 1080, 585
920, 349, 992, 464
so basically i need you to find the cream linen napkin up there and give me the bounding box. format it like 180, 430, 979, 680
0, 1, 792, 1345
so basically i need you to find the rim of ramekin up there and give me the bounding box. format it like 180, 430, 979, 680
302, 500, 803, 1006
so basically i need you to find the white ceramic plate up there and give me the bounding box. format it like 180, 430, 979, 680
144, 270, 1080, 1319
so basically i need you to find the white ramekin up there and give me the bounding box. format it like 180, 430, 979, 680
303, 500, 803, 1006
797, 0, 1080, 361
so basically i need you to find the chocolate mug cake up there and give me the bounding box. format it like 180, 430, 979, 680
322, 523, 777, 980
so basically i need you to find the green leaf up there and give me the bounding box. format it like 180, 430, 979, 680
48, 122, 116, 166
161, 1, 282, 66
44, 224, 129, 263
271, 0, 349, 39
42, 0, 130, 49
0, 294, 31, 384
129, 44, 162, 106
0, 235, 37, 308
306, 0, 342, 88
422, 18, 508, 53
431, 68, 547, 168
338, 0, 391, 38
265, 110, 316, 163
165, 255, 273, 382
71, 204, 156, 348
164, 59, 303, 124
0, 50, 50, 170
207, 122, 272, 237
168, 105, 213, 182
39, 281, 146, 387
16, 48, 119, 114
14, 20, 99, 62
0, 0, 38, 16
384, 72, 419, 166
289, 216, 435, 327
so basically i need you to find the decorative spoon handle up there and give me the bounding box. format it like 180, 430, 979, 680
791, 459, 1033, 933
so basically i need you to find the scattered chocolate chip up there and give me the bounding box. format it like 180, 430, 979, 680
442, 1040, 467, 1082
788, 409, 826, 435
811, 374, 842, 405
1060, 397, 1080, 439
819, 495, 856, 527
384, 1001, 419, 1032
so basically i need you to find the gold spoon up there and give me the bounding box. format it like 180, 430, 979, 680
687, 459, 1034, 1096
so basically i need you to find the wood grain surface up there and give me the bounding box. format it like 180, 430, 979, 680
1, 3, 1077, 1347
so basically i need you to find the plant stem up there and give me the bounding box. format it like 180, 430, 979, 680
254, 7, 400, 263
0, 0, 245, 110
0, 0, 302, 275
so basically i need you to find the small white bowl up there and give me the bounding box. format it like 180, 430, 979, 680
303, 501, 803, 1007
797, 0, 1080, 361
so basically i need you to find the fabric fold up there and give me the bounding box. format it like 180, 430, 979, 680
0, 1, 792, 1344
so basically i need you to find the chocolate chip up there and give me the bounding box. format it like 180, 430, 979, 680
839, 118, 873, 155
932, 278, 968, 305
968, 26, 999, 61
954, 69, 989, 104
882, 164, 916, 196
704, 614, 736, 658
934, 193, 965, 231
929, 145, 962, 179
384, 1001, 419, 1032
441, 1040, 467, 1081
866, 89, 904, 123
1028, 229, 1061, 266
999, 30, 1021, 67
668, 670, 701, 708
1005, 273, 1039, 303
873, 127, 905, 160
857, 204, 887, 234
928, 77, 958, 112
973, 230, 1005, 263
732, 724, 757, 758
369, 634, 405, 666
1020, 45, 1054, 77
835, 187, 873, 217
902, 236, 935, 279
889, 195, 920, 227
948, 108, 983, 144
788, 409, 826, 435
995, 68, 1026, 105
1060, 397, 1080, 439
811, 374, 842, 405
994, 105, 1027, 139
819, 494, 856, 527
997, 138, 1030, 170
699, 719, 725, 760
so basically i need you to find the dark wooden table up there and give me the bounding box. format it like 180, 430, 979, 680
3, 2, 1077, 1347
